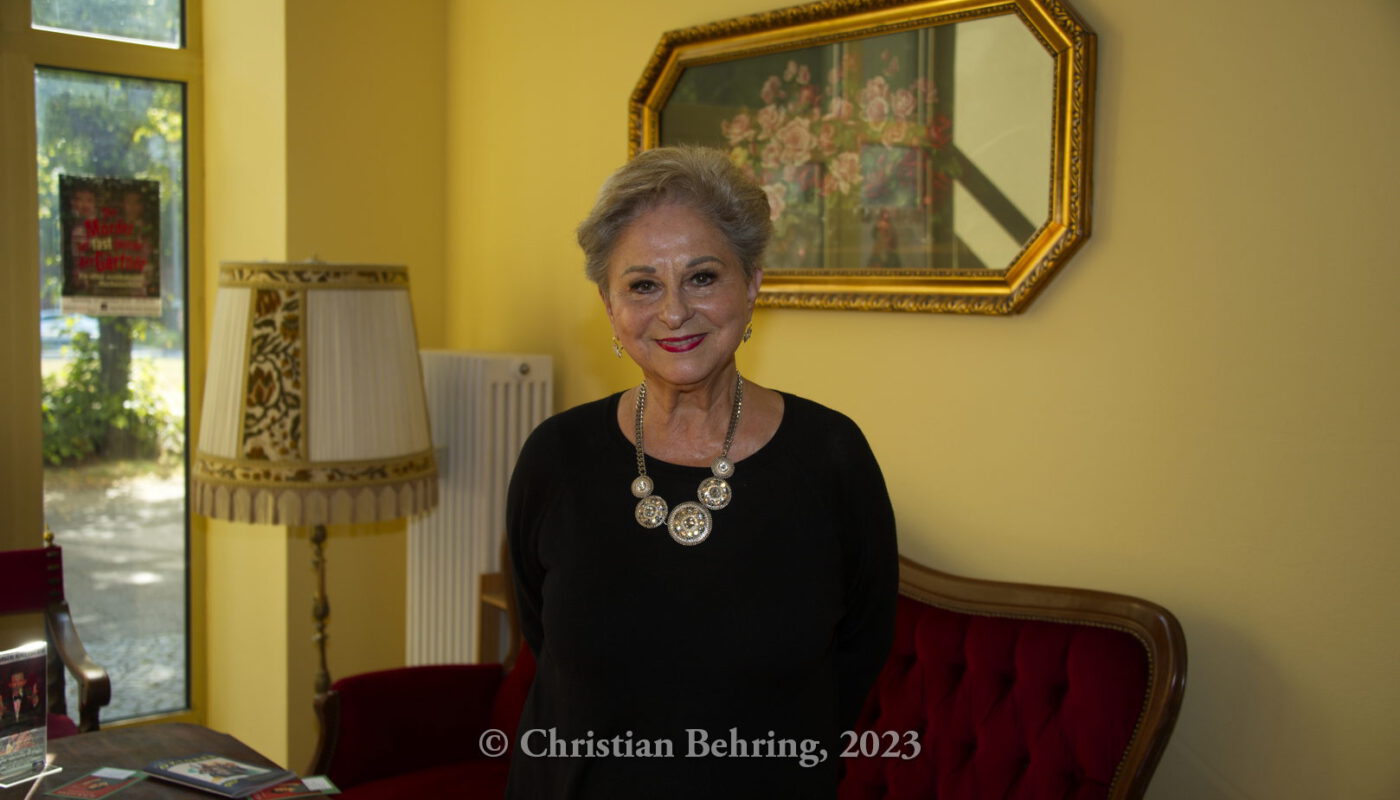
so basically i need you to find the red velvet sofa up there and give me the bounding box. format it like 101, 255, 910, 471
311, 556, 1185, 799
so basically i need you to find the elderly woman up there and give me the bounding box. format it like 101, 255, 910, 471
507, 146, 897, 798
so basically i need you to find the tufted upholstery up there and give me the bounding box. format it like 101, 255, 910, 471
840, 558, 1186, 800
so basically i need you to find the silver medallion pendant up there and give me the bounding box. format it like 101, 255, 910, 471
711, 456, 735, 479
631, 475, 654, 498
635, 495, 667, 529
697, 477, 731, 511
667, 501, 712, 546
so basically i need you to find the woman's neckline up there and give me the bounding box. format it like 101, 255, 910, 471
605, 389, 789, 471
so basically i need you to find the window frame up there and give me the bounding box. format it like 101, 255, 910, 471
0, 0, 205, 726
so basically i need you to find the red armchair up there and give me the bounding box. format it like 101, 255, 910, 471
309, 645, 535, 799
311, 556, 1184, 799
0, 544, 112, 738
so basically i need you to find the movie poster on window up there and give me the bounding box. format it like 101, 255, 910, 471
59, 175, 161, 317
0, 642, 54, 789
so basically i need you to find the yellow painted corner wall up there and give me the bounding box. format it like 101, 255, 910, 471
444, 0, 1400, 798
204, 0, 445, 771
203, 0, 291, 765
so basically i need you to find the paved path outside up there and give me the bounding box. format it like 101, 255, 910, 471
43, 470, 187, 722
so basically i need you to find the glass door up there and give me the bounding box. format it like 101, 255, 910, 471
28, 1, 193, 722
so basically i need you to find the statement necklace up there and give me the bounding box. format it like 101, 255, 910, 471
631, 372, 745, 546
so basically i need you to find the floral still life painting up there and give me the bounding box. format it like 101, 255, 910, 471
635, 0, 1094, 314
662, 28, 963, 272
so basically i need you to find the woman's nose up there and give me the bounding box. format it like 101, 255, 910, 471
659, 287, 691, 327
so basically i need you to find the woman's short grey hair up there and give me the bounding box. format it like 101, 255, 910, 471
578, 146, 772, 289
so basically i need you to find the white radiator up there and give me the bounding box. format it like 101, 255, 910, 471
407, 350, 552, 664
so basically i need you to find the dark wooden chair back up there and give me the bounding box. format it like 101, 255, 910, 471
0, 545, 111, 734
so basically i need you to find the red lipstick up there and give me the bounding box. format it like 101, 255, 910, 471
656, 334, 706, 353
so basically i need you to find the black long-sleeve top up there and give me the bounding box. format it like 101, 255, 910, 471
506, 391, 897, 799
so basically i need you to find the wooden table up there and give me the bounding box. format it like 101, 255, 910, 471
1, 723, 286, 799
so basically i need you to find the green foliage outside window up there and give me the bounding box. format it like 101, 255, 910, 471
41, 328, 179, 467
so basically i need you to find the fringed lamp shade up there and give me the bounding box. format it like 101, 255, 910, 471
192, 262, 438, 526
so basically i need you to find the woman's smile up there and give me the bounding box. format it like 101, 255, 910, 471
655, 333, 706, 353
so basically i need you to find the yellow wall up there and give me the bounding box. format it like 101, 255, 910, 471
443, 0, 1400, 798
203, 0, 291, 764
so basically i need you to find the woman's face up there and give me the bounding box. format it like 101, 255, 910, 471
601, 202, 761, 392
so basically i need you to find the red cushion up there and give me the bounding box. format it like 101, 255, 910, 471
839, 596, 1148, 800
47, 713, 80, 739
335, 759, 509, 800
0, 547, 64, 613
326, 664, 504, 788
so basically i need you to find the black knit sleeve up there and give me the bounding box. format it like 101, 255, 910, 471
507, 423, 552, 659
830, 416, 899, 731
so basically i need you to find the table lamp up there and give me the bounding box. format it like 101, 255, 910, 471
191, 261, 438, 693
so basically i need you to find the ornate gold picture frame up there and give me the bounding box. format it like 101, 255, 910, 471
631, 0, 1095, 314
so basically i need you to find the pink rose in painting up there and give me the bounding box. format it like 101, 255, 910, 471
823, 96, 854, 121
881, 118, 909, 147
784, 60, 798, 81
830, 151, 863, 194
892, 88, 916, 120
722, 112, 756, 145
761, 75, 783, 105
796, 64, 812, 85
761, 140, 783, 169
827, 66, 842, 86
775, 117, 816, 167
756, 104, 786, 139
862, 95, 890, 128
797, 85, 821, 111
859, 75, 890, 105
817, 122, 839, 156
761, 182, 788, 221
883, 55, 901, 77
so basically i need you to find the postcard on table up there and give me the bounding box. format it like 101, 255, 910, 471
46, 767, 145, 798
143, 754, 295, 798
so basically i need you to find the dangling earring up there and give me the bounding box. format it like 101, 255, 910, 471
611, 336, 624, 358
741, 324, 753, 343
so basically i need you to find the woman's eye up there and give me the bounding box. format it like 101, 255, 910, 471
629, 279, 657, 293
691, 271, 716, 286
